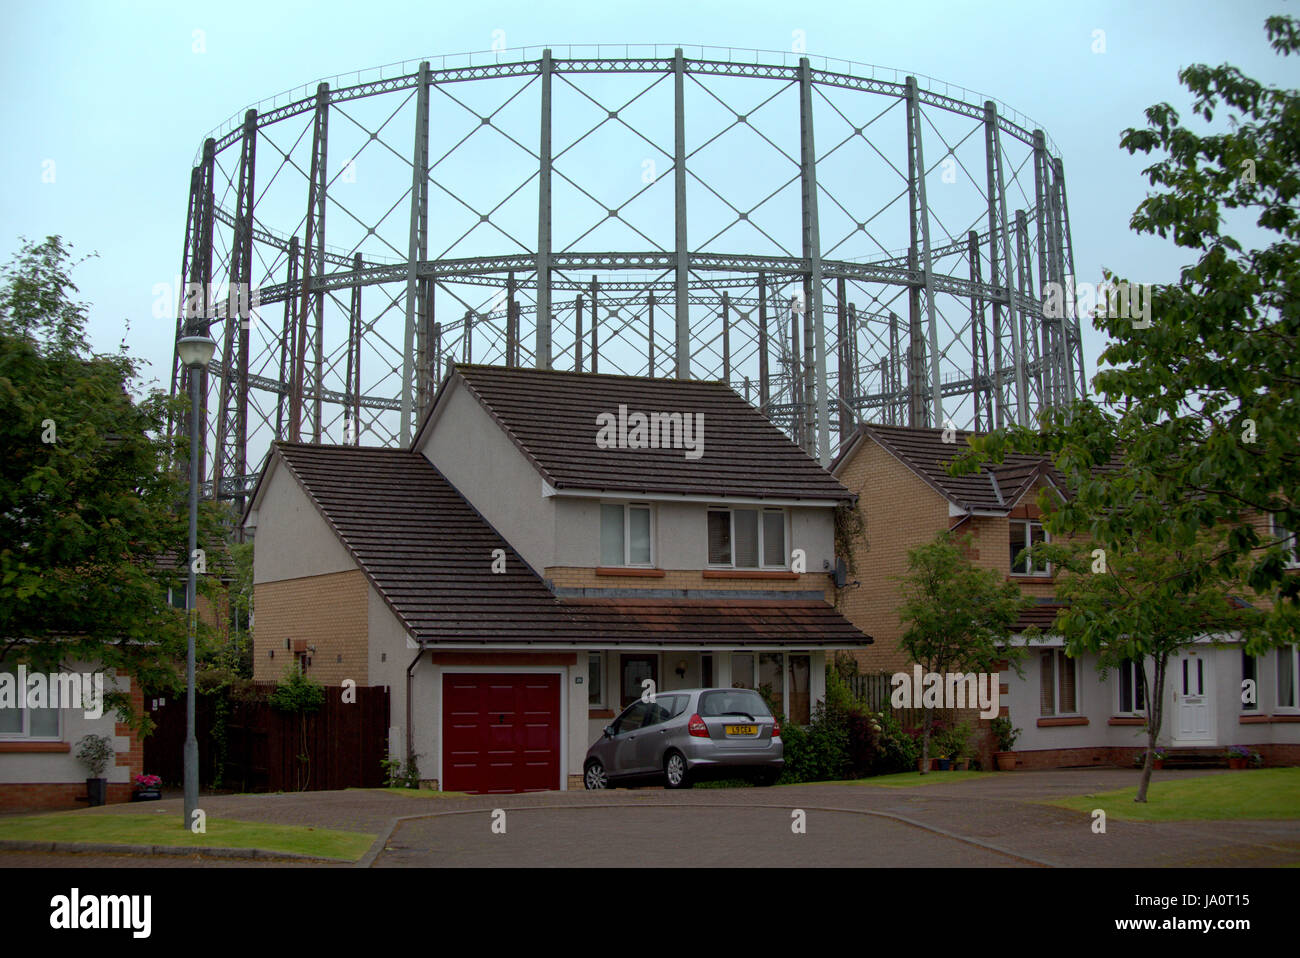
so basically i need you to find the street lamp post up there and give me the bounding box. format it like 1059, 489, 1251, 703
176, 333, 216, 830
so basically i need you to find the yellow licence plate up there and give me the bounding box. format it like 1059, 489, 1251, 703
725, 724, 757, 736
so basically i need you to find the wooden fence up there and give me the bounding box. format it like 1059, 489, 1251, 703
845, 671, 958, 731
143, 684, 390, 792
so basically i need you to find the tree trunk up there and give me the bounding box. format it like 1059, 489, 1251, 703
1135, 653, 1168, 803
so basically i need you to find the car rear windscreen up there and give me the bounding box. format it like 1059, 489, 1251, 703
699, 689, 772, 717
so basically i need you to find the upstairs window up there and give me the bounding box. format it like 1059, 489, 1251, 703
1273, 515, 1299, 569
600, 503, 653, 567
708, 507, 786, 569
1010, 520, 1049, 576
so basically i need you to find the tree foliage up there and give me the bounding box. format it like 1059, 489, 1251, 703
0, 235, 221, 724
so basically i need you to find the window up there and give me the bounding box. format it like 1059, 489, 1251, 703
1039, 649, 1078, 716
612, 700, 650, 735
588, 652, 604, 707
730, 653, 754, 689
1118, 658, 1145, 715
707, 508, 786, 569
643, 694, 688, 727
759, 653, 784, 717
1279, 645, 1299, 711
1010, 520, 1049, 576
1242, 651, 1258, 712
788, 654, 811, 725
699, 688, 772, 718
1273, 515, 1300, 569
0, 662, 61, 740
167, 587, 187, 610
601, 503, 653, 566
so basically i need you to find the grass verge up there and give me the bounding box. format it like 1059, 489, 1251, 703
1041, 768, 1300, 822
347, 787, 470, 799
0, 811, 375, 861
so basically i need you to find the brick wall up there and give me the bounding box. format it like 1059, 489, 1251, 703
253, 569, 370, 686
545, 566, 833, 601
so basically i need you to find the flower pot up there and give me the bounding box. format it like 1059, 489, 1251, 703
133, 788, 162, 801
1151, 759, 1164, 770
995, 751, 1016, 771
1228, 757, 1247, 770
86, 778, 107, 807
937, 758, 952, 771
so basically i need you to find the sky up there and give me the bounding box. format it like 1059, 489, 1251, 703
0, 0, 1292, 437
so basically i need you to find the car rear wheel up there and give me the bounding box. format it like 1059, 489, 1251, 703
584, 760, 611, 790
664, 750, 692, 789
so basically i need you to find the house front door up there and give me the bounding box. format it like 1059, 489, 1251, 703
1171, 650, 1214, 745
620, 654, 658, 707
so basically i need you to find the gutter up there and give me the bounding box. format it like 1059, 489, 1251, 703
405, 644, 427, 771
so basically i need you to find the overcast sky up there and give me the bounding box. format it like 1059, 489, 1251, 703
1, 0, 1291, 417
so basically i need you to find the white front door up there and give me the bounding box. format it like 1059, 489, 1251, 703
1172, 650, 1214, 744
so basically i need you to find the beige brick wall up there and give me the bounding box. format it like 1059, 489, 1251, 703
545, 566, 833, 602
253, 569, 370, 686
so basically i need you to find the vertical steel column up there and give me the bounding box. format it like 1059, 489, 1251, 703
1033, 131, 1058, 409
170, 166, 201, 420
506, 272, 517, 367
277, 236, 298, 437
905, 77, 942, 428
590, 275, 599, 374
789, 297, 803, 448
836, 276, 849, 443
400, 62, 430, 445
987, 103, 1026, 427
1053, 157, 1083, 399
799, 58, 830, 464
347, 254, 362, 445
291, 84, 328, 442
465, 309, 474, 363
647, 290, 656, 375
722, 291, 731, 384
234, 112, 255, 508
673, 48, 690, 379
433, 322, 442, 388
536, 50, 554, 370
969, 230, 991, 431
888, 311, 901, 427
1015, 210, 1041, 409
757, 273, 769, 411
574, 294, 584, 371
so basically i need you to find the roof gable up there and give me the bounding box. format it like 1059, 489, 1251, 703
433, 364, 852, 501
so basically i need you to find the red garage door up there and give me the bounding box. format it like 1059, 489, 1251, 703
442, 673, 562, 794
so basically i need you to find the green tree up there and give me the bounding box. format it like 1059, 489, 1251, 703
0, 235, 218, 725
895, 531, 1030, 774
1029, 524, 1263, 802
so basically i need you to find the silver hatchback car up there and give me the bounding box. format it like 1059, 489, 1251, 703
583, 687, 783, 789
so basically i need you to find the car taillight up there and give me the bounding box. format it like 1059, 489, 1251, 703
688, 714, 709, 737
771, 720, 781, 738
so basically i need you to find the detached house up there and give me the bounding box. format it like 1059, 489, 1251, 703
243, 365, 871, 793
833, 422, 1300, 769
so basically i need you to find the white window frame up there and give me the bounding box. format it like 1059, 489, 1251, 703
1278, 644, 1299, 713
1241, 649, 1259, 713
1273, 515, 1300, 569
1010, 519, 1050, 577
1116, 658, 1146, 716
600, 502, 655, 568
587, 651, 605, 708
1040, 649, 1080, 717
0, 665, 63, 742
707, 507, 788, 570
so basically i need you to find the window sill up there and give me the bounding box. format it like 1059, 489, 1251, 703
588, 708, 615, 719
1008, 574, 1054, 583
1239, 713, 1271, 724
1037, 716, 1088, 727
1107, 716, 1146, 726
1272, 713, 1300, 723
0, 741, 70, 753
595, 567, 665, 578
702, 569, 798, 580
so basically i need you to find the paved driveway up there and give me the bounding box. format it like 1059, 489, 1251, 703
7, 769, 1299, 867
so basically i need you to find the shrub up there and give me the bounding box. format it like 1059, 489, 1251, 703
75, 734, 115, 778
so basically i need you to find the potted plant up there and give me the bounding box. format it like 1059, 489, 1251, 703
1225, 745, 1249, 770
133, 774, 163, 800
932, 726, 954, 770
947, 720, 972, 770
1249, 749, 1264, 769
75, 734, 115, 807
1151, 747, 1167, 770
991, 716, 1019, 771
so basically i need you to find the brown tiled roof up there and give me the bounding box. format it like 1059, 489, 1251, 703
1014, 602, 1065, 632
563, 598, 872, 647
447, 364, 853, 501
272, 443, 871, 648
838, 423, 1063, 513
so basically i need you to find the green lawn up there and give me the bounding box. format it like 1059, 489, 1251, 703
0, 811, 375, 861
848, 770, 995, 788
1042, 768, 1300, 822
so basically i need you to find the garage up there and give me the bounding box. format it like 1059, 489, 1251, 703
441, 673, 563, 793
